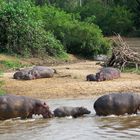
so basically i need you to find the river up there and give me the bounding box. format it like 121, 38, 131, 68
0, 98, 140, 140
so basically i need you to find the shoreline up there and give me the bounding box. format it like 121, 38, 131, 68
1, 60, 140, 100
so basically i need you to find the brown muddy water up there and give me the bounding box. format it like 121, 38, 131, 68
1, 98, 140, 140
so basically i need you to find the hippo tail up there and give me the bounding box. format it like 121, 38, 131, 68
53, 69, 57, 74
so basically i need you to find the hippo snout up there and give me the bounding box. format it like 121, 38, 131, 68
79, 107, 91, 114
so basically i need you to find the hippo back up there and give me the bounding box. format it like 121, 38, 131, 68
32, 66, 55, 78
94, 93, 140, 116
53, 106, 90, 117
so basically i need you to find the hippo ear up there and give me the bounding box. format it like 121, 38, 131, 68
42, 102, 49, 108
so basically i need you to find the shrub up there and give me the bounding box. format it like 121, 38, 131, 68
45, 32, 68, 58
0, 0, 66, 58
41, 6, 110, 57
102, 6, 134, 35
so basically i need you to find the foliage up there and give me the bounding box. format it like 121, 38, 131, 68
0, 0, 66, 57
50, 0, 140, 36
122, 66, 140, 74
103, 6, 133, 35
41, 6, 110, 57
45, 32, 68, 58
77, 1, 134, 35
0, 60, 25, 69
0, 73, 5, 95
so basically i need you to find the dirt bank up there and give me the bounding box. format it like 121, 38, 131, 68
1, 60, 140, 100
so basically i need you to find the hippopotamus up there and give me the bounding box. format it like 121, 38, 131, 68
31, 66, 56, 79
86, 74, 96, 81
0, 94, 53, 120
13, 66, 56, 80
13, 68, 34, 80
95, 67, 120, 81
53, 106, 91, 118
94, 93, 140, 116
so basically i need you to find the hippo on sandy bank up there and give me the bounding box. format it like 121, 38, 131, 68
53, 106, 91, 118
0, 94, 53, 120
96, 67, 120, 82
94, 93, 140, 116
13, 66, 56, 80
86, 67, 120, 82
13, 68, 34, 80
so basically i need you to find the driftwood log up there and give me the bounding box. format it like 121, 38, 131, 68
105, 34, 140, 70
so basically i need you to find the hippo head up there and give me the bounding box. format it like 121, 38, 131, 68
96, 72, 104, 82
13, 71, 21, 79
78, 107, 91, 115
24, 70, 38, 80
86, 74, 96, 81
34, 102, 53, 118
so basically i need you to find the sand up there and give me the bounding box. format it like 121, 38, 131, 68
0, 60, 140, 100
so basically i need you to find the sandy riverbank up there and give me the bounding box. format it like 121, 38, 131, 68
1, 60, 140, 100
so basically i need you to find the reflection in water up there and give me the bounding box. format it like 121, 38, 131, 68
0, 98, 140, 140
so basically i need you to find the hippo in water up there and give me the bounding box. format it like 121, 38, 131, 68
95, 67, 120, 82
86, 74, 96, 81
53, 106, 91, 118
0, 94, 53, 120
94, 93, 140, 116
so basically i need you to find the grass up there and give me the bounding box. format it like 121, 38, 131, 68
0, 59, 29, 71
0, 60, 23, 69
0, 74, 5, 95
122, 66, 140, 74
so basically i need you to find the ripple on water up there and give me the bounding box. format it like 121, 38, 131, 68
0, 99, 140, 140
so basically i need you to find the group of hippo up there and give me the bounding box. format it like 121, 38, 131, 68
2, 66, 137, 120
0, 92, 140, 120
13, 65, 120, 82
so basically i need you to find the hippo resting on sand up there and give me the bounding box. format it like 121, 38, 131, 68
94, 93, 140, 116
13, 68, 34, 80
31, 66, 56, 79
86, 74, 96, 81
96, 67, 120, 82
0, 94, 53, 120
53, 106, 91, 118
13, 66, 56, 80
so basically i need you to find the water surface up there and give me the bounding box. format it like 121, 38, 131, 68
0, 98, 140, 140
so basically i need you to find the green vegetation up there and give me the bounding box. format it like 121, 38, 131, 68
0, 0, 110, 59
0, 60, 25, 70
50, 0, 140, 36
0, 72, 5, 95
41, 6, 109, 57
122, 66, 140, 74
0, 0, 67, 58
0, 0, 139, 60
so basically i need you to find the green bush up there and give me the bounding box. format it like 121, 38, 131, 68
0, 0, 66, 58
41, 6, 110, 57
45, 32, 68, 58
103, 6, 134, 35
